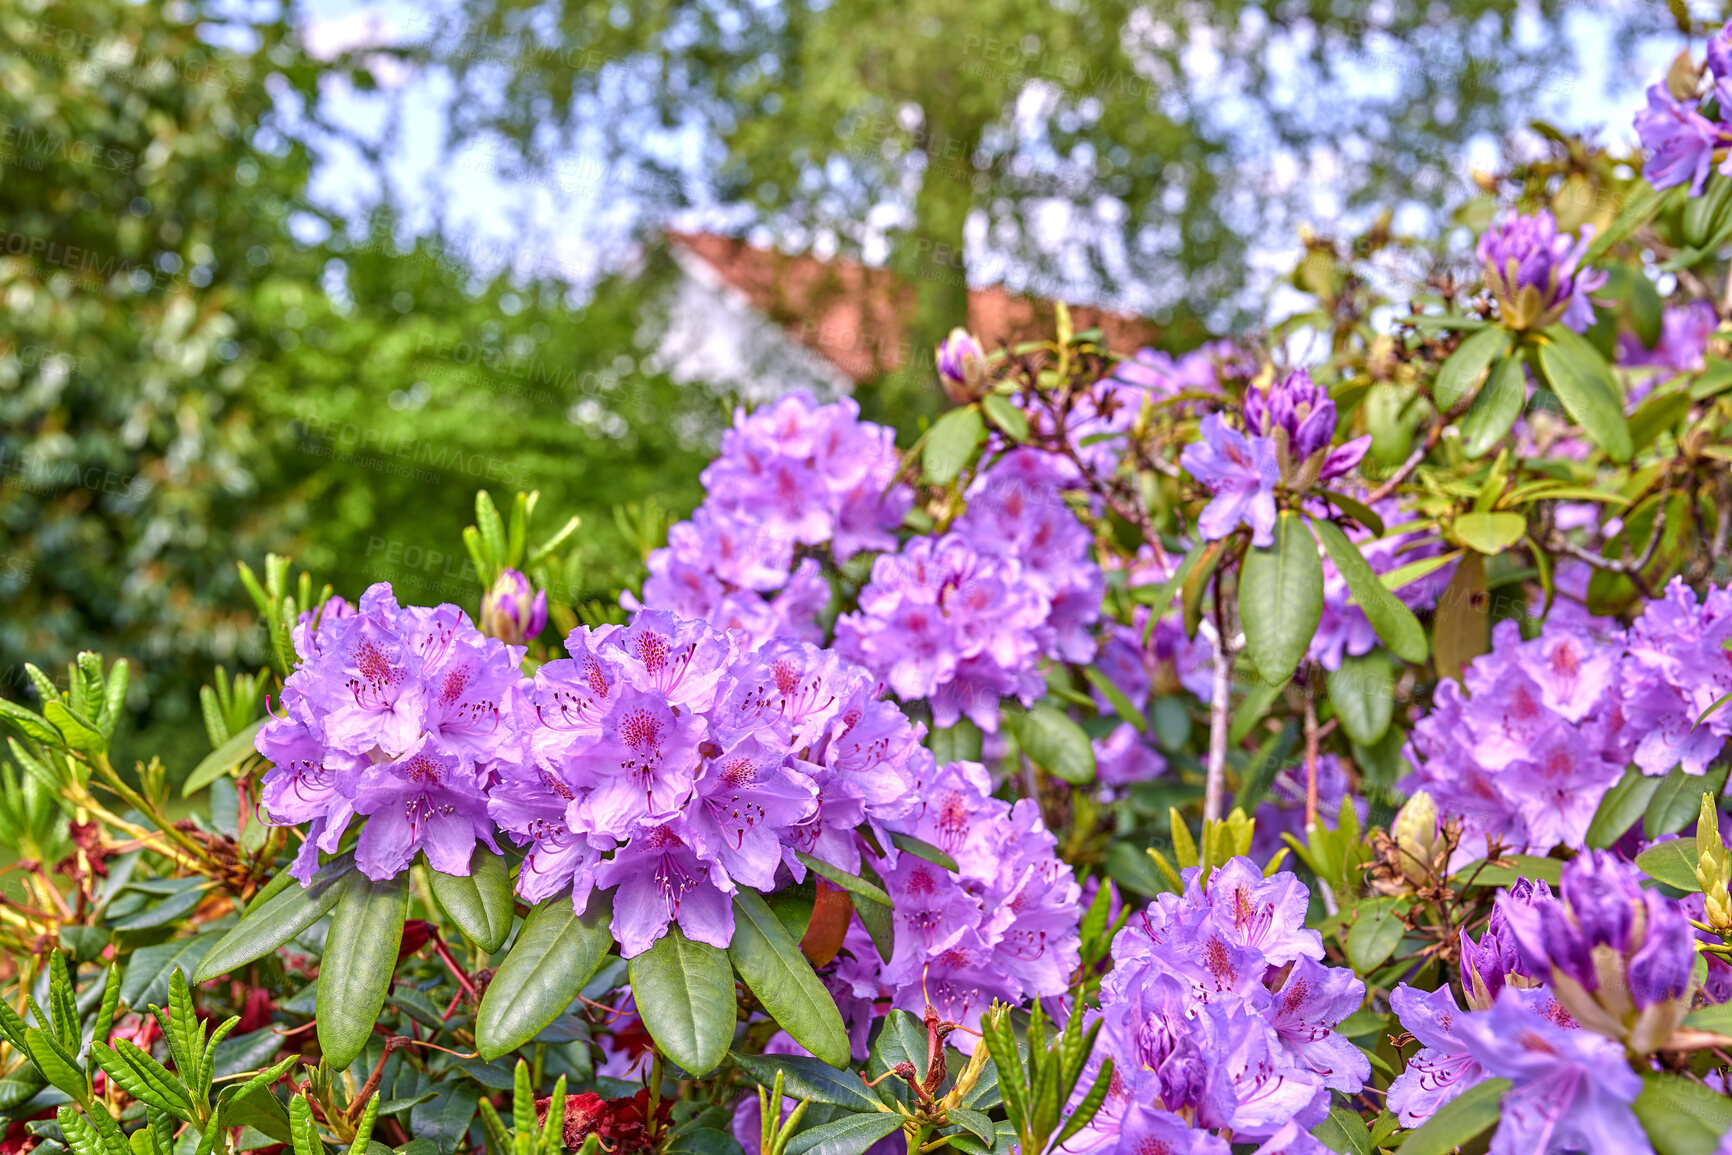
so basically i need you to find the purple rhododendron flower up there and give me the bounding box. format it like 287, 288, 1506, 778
636, 391, 911, 649
256, 583, 529, 883
1618, 302, 1717, 393
1244, 369, 1370, 486
1635, 83, 1720, 195
824, 759, 1082, 1048
1402, 620, 1628, 864
1620, 578, 1732, 777
1070, 856, 1365, 1147
1476, 210, 1609, 333
1455, 988, 1651, 1155
1386, 984, 1486, 1127
1180, 414, 1279, 547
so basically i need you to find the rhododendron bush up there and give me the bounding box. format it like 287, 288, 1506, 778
21, 42, 1732, 1155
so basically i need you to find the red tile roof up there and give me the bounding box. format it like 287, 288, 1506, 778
668, 231, 1161, 384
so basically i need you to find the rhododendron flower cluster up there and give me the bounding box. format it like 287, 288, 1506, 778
1634, 20, 1732, 196
258, 583, 524, 883
836, 450, 1102, 730
1620, 577, 1732, 778
1402, 619, 1627, 863
1071, 858, 1368, 1149
491, 617, 928, 956
635, 391, 911, 649
830, 759, 1082, 1044
1476, 210, 1608, 333
1388, 855, 1698, 1154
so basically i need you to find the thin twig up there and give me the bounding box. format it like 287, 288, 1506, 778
1203, 581, 1237, 824
1303, 683, 1321, 834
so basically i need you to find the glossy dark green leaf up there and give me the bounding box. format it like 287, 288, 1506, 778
476, 892, 613, 1060
315, 873, 409, 1071
728, 891, 849, 1068
1645, 764, 1729, 840
1239, 512, 1325, 684
1635, 840, 1702, 893
1327, 649, 1393, 746
409, 1085, 481, 1155
1344, 897, 1406, 973
1585, 765, 1663, 849
665, 1128, 746, 1155
1460, 354, 1528, 458
1433, 325, 1508, 411
729, 1052, 886, 1113
629, 927, 737, 1076
194, 855, 356, 982
795, 852, 891, 907
1004, 702, 1095, 784
783, 1113, 903, 1155
885, 832, 958, 873
121, 934, 221, 1011
1310, 518, 1428, 663
1535, 327, 1632, 462
429, 847, 515, 953
1310, 1104, 1372, 1155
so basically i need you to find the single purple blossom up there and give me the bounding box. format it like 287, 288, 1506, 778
1634, 83, 1720, 196
1180, 414, 1279, 547
479, 568, 547, 645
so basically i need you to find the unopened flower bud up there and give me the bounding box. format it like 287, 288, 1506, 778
1393, 791, 1439, 886
935, 328, 989, 404
480, 568, 547, 645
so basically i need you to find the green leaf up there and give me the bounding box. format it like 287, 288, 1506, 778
923, 407, 987, 485
1451, 511, 1527, 555
948, 1109, 995, 1148
1460, 354, 1528, 458
1684, 1001, 1732, 1036
980, 394, 1027, 441
1583, 182, 1669, 263
1632, 1072, 1732, 1155
42, 701, 104, 756
1534, 328, 1633, 462
628, 927, 737, 1076
1310, 1105, 1372, 1155
728, 891, 849, 1068
1628, 388, 1693, 453
120, 934, 220, 1012
1344, 898, 1405, 972
1310, 519, 1427, 663
1449, 855, 1564, 888
1316, 491, 1384, 536
1645, 764, 1730, 839
24, 1027, 86, 1102
1239, 512, 1325, 685
1004, 703, 1095, 784
1130, 541, 1205, 617
429, 847, 515, 954
1397, 1079, 1510, 1155
409, 1085, 481, 1155
885, 832, 958, 873
1327, 650, 1393, 746
476, 893, 613, 1060
851, 890, 894, 961
794, 852, 891, 907
1433, 551, 1489, 684
0, 699, 62, 746
194, 855, 356, 982
182, 720, 265, 798
316, 872, 410, 1071
1635, 840, 1702, 893
1081, 666, 1144, 733
665, 1129, 744, 1155
90, 1041, 193, 1117
1433, 325, 1508, 411
1585, 765, 1663, 849
782, 1114, 902, 1155
729, 1052, 886, 1114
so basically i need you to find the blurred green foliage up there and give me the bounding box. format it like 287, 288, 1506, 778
0, 0, 718, 777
